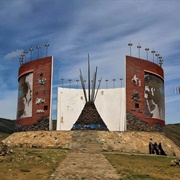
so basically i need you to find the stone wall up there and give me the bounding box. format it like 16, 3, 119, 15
15, 116, 49, 132
127, 112, 164, 132
2, 131, 180, 157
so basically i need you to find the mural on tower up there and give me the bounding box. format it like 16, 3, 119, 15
17, 72, 33, 119
144, 72, 165, 120
15, 56, 53, 132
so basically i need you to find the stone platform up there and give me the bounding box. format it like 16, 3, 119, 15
2, 131, 180, 157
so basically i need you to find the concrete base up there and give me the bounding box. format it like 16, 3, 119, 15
3, 131, 180, 157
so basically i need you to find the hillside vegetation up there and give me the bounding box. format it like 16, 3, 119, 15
164, 123, 180, 147
0, 118, 179, 147
0, 118, 15, 134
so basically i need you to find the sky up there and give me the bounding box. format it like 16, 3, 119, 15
0, 0, 179, 124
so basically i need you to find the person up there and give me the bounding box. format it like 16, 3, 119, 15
153, 142, 159, 155
149, 138, 154, 154
158, 143, 167, 156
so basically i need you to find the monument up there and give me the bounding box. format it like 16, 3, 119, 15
71, 55, 108, 131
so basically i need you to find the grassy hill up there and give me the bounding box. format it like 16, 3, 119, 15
0, 118, 15, 134
164, 123, 180, 147
0, 118, 179, 147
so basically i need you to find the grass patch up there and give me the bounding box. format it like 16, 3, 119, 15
104, 153, 180, 180
0, 147, 67, 179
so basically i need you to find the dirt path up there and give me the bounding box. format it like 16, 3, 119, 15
49, 150, 120, 180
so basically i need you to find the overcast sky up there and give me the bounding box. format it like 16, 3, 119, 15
0, 0, 179, 124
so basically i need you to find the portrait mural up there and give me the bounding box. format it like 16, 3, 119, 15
17, 72, 33, 119
144, 72, 165, 120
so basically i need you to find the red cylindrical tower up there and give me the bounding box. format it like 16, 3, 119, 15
15, 56, 53, 131
126, 55, 165, 131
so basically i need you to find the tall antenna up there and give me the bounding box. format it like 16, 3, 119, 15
88, 54, 90, 102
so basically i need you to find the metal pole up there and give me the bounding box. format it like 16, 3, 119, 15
23, 50, 28, 63
137, 43, 141, 59
151, 50, 156, 62
128, 42, 133, 56
45, 43, 49, 57
36, 46, 41, 58
113, 79, 116, 88
29, 47, 33, 61
61, 78, 64, 88
120, 78, 123, 88
145, 48, 149, 60
69, 79, 72, 88
76, 80, 79, 89
155, 53, 160, 64
105, 80, 108, 89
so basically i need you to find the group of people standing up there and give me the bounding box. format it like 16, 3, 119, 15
149, 138, 166, 155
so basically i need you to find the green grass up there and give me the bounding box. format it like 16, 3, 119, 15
0, 147, 67, 179
164, 123, 180, 147
104, 153, 180, 180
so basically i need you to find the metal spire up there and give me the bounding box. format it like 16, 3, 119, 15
88, 54, 90, 102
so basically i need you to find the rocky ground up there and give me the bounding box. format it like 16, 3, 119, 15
49, 150, 120, 180
3, 131, 180, 157
1, 131, 180, 179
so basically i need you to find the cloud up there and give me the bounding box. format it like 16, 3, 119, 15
4, 49, 23, 60
0, 1, 180, 124
0, 90, 17, 119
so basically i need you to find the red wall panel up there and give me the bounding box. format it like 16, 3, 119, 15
126, 56, 165, 128
16, 56, 52, 126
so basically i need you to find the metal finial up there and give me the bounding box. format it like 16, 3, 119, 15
113, 79, 116, 88
155, 53, 160, 64
128, 42, 133, 56
76, 79, 79, 89
145, 47, 149, 60
23, 50, 28, 63
69, 79, 72, 88
105, 80, 108, 89
137, 43, 141, 59
45, 43, 49, 57
151, 50, 156, 63
29, 47, 34, 61
159, 58, 163, 67
19, 57, 23, 65
36, 46, 41, 58
61, 77, 64, 88
120, 78, 123, 88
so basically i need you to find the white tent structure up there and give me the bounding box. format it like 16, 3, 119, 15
56, 87, 126, 131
